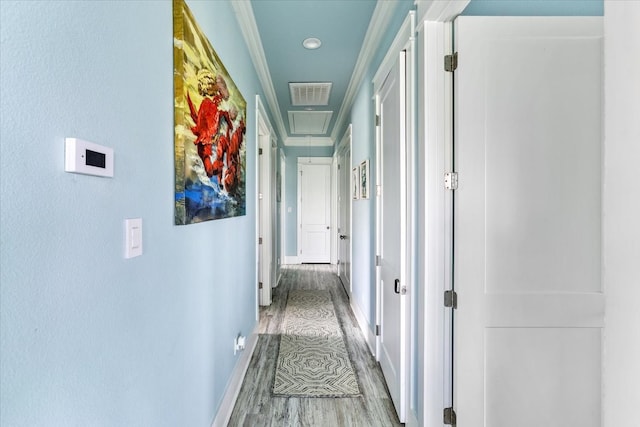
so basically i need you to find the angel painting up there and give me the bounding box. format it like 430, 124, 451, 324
173, 0, 247, 224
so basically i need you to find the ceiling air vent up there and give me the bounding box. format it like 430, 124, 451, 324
289, 82, 332, 106
288, 111, 333, 134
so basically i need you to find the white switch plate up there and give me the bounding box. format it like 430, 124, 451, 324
124, 218, 142, 259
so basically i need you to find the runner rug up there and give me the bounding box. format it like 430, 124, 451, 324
272, 290, 360, 397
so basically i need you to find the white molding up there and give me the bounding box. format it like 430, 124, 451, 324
231, 1, 288, 140
350, 299, 376, 357
284, 256, 300, 265
335, 124, 352, 156
296, 156, 333, 165
211, 329, 259, 427
297, 157, 332, 264
405, 410, 419, 427
416, 0, 470, 24
284, 136, 334, 147
331, 155, 338, 266
372, 11, 415, 423
330, 0, 405, 143
417, 17, 455, 427
279, 149, 286, 276
373, 11, 416, 89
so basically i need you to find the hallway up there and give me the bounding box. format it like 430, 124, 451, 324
228, 265, 401, 426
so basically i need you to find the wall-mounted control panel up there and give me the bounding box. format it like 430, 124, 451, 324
65, 137, 114, 177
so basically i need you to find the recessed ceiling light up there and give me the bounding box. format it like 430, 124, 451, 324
303, 37, 322, 50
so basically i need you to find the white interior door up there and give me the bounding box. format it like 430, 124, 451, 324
453, 17, 604, 426
337, 142, 351, 295
298, 158, 331, 263
258, 133, 272, 306
377, 50, 408, 422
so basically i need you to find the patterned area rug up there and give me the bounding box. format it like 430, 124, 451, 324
273, 290, 361, 397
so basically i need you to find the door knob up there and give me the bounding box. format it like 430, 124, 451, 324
394, 279, 401, 294
339, 234, 346, 240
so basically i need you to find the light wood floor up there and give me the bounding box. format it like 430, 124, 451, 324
228, 264, 402, 427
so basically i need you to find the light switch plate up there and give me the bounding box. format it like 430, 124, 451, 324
124, 218, 142, 259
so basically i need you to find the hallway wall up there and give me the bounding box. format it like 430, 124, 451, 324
0, 1, 264, 425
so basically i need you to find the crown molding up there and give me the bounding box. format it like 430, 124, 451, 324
231, 0, 288, 142
284, 137, 334, 147
330, 0, 404, 143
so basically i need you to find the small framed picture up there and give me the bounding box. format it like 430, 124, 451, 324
360, 159, 369, 199
352, 166, 360, 200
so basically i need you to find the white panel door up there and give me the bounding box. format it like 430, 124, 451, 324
337, 147, 351, 294
453, 17, 604, 427
378, 51, 408, 422
298, 161, 331, 263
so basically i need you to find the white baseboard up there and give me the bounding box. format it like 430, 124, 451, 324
284, 256, 300, 265
211, 329, 258, 427
350, 299, 376, 357
406, 408, 419, 427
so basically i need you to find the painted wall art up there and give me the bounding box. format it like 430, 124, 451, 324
359, 159, 369, 200
173, 0, 247, 224
352, 166, 360, 200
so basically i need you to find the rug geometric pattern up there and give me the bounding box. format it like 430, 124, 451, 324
273, 290, 361, 397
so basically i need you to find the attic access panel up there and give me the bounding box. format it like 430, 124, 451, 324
288, 111, 333, 135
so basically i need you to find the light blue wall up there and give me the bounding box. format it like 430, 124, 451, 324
0, 1, 263, 425
462, 0, 603, 16
282, 146, 334, 258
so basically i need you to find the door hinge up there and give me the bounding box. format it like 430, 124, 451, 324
376, 185, 382, 197
375, 114, 380, 126
258, 282, 263, 289
444, 172, 458, 190
444, 290, 457, 309
444, 52, 458, 72
375, 255, 381, 266
338, 164, 341, 170
444, 407, 457, 425
375, 325, 380, 336
259, 148, 263, 155
259, 237, 263, 245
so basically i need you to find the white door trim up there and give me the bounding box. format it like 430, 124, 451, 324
279, 149, 286, 282
373, 11, 415, 424
256, 95, 276, 307
331, 155, 338, 266
297, 157, 332, 263
414, 1, 470, 427
335, 125, 353, 294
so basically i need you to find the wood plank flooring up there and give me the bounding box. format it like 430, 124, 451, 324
228, 264, 402, 427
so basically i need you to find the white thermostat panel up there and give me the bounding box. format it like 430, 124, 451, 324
65, 137, 114, 177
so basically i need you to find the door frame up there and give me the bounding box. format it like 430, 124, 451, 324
414, 1, 470, 427
278, 149, 286, 284
296, 156, 333, 263
373, 10, 415, 424
256, 95, 277, 307
335, 125, 353, 296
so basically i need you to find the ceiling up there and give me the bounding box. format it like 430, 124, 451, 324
232, 0, 409, 147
